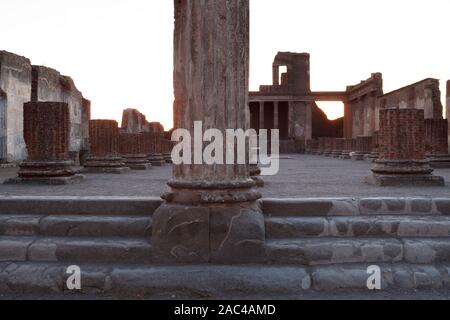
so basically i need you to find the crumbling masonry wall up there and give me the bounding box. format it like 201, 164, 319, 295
0, 51, 32, 161
447, 80, 450, 153
377, 78, 443, 120
31, 65, 90, 164
344, 73, 383, 139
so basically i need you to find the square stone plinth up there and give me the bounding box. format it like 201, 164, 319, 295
84, 167, 131, 174
365, 174, 445, 187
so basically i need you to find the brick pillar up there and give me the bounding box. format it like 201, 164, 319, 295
147, 132, 166, 166
367, 131, 380, 162
366, 109, 444, 186
424, 119, 450, 168
162, 139, 173, 164
341, 139, 353, 159
351, 136, 368, 161
322, 138, 333, 157
331, 138, 344, 158
317, 138, 326, 155
84, 120, 129, 174
5, 102, 83, 184
153, 0, 263, 264
119, 133, 151, 170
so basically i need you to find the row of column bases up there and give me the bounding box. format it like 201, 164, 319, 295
4, 102, 173, 185
306, 109, 450, 186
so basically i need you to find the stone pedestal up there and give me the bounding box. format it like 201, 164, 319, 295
119, 133, 152, 170
365, 109, 444, 187
341, 139, 354, 160
352, 136, 370, 161
5, 102, 84, 185
84, 120, 130, 174
331, 138, 344, 158
152, 0, 264, 265
322, 138, 333, 157
425, 119, 450, 168
249, 164, 265, 187
316, 138, 326, 155
147, 133, 166, 166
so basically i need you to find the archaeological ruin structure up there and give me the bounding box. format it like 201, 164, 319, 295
152, 0, 264, 264
84, 120, 130, 174
5, 102, 84, 184
365, 108, 444, 186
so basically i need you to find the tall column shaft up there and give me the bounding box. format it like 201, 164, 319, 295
168, 0, 258, 204
153, 0, 264, 265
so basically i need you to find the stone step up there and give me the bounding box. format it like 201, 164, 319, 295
0, 262, 449, 298
0, 214, 152, 237
266, 238, 403, 266
0, 236, 152, 264
266, 216, 450, 239
263, 198, 450, 217
0, 196, 162, 216
265, 238, 450, 266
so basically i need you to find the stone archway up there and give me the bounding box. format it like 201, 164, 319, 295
0, 89, 6, 161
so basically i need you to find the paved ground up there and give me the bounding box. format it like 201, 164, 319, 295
1, 154, 450, 198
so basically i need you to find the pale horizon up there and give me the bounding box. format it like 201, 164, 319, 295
1, 0, 450, 129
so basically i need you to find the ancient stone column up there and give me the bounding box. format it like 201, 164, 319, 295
367, 131, 380, 162
153, 0, 263, 264
148, 133, 166, 166
365, 109, 444, 186
118, 133, 152, 170
305, 139, 318, 154
351, 136, 367, 160
5, 102, 84, 184
322, 138, 333, 157
331, 138, 344, 158
341, 139, 353, 159
317, 138, 326, 155
424, 119, 450, 168
84, 120, 129, 174
162, 139, 173, 164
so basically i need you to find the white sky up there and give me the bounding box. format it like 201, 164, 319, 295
1, 0, 450, 129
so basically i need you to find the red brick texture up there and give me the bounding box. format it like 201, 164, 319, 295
118, 133, 145, 155
424, 119, 448, 155
23, 102, 70, 161
378, 109, 425, 161
89, 120, 120, 158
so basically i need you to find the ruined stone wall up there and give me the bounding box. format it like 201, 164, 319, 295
345, 73, 383, 139
121, 108, 150, 133
377, 78, 443, 121
31, 65, 89, 164
0, 51, 32, 161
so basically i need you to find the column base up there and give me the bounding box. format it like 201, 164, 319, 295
340, 151, 351, 160
152, 202, 265, 264
84, 157, 131, 174
351, 152, 365, 161
148, 154, 166, 166
4, 160, 84, 185
367, 152, 380, 162
123, 155, 152, 170
163, 153, 173, 164
249, 164, 264, 188
365, 174, 445, 187
331, 150, 343, 158
365, 159, 445, 187
428, 154, 450, 169
323, 151, 332, 157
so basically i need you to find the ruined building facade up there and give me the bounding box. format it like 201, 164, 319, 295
250, 52, 449, 153
249, 52, 345, 152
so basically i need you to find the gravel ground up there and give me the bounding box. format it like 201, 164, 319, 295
1, 154, 450, 198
